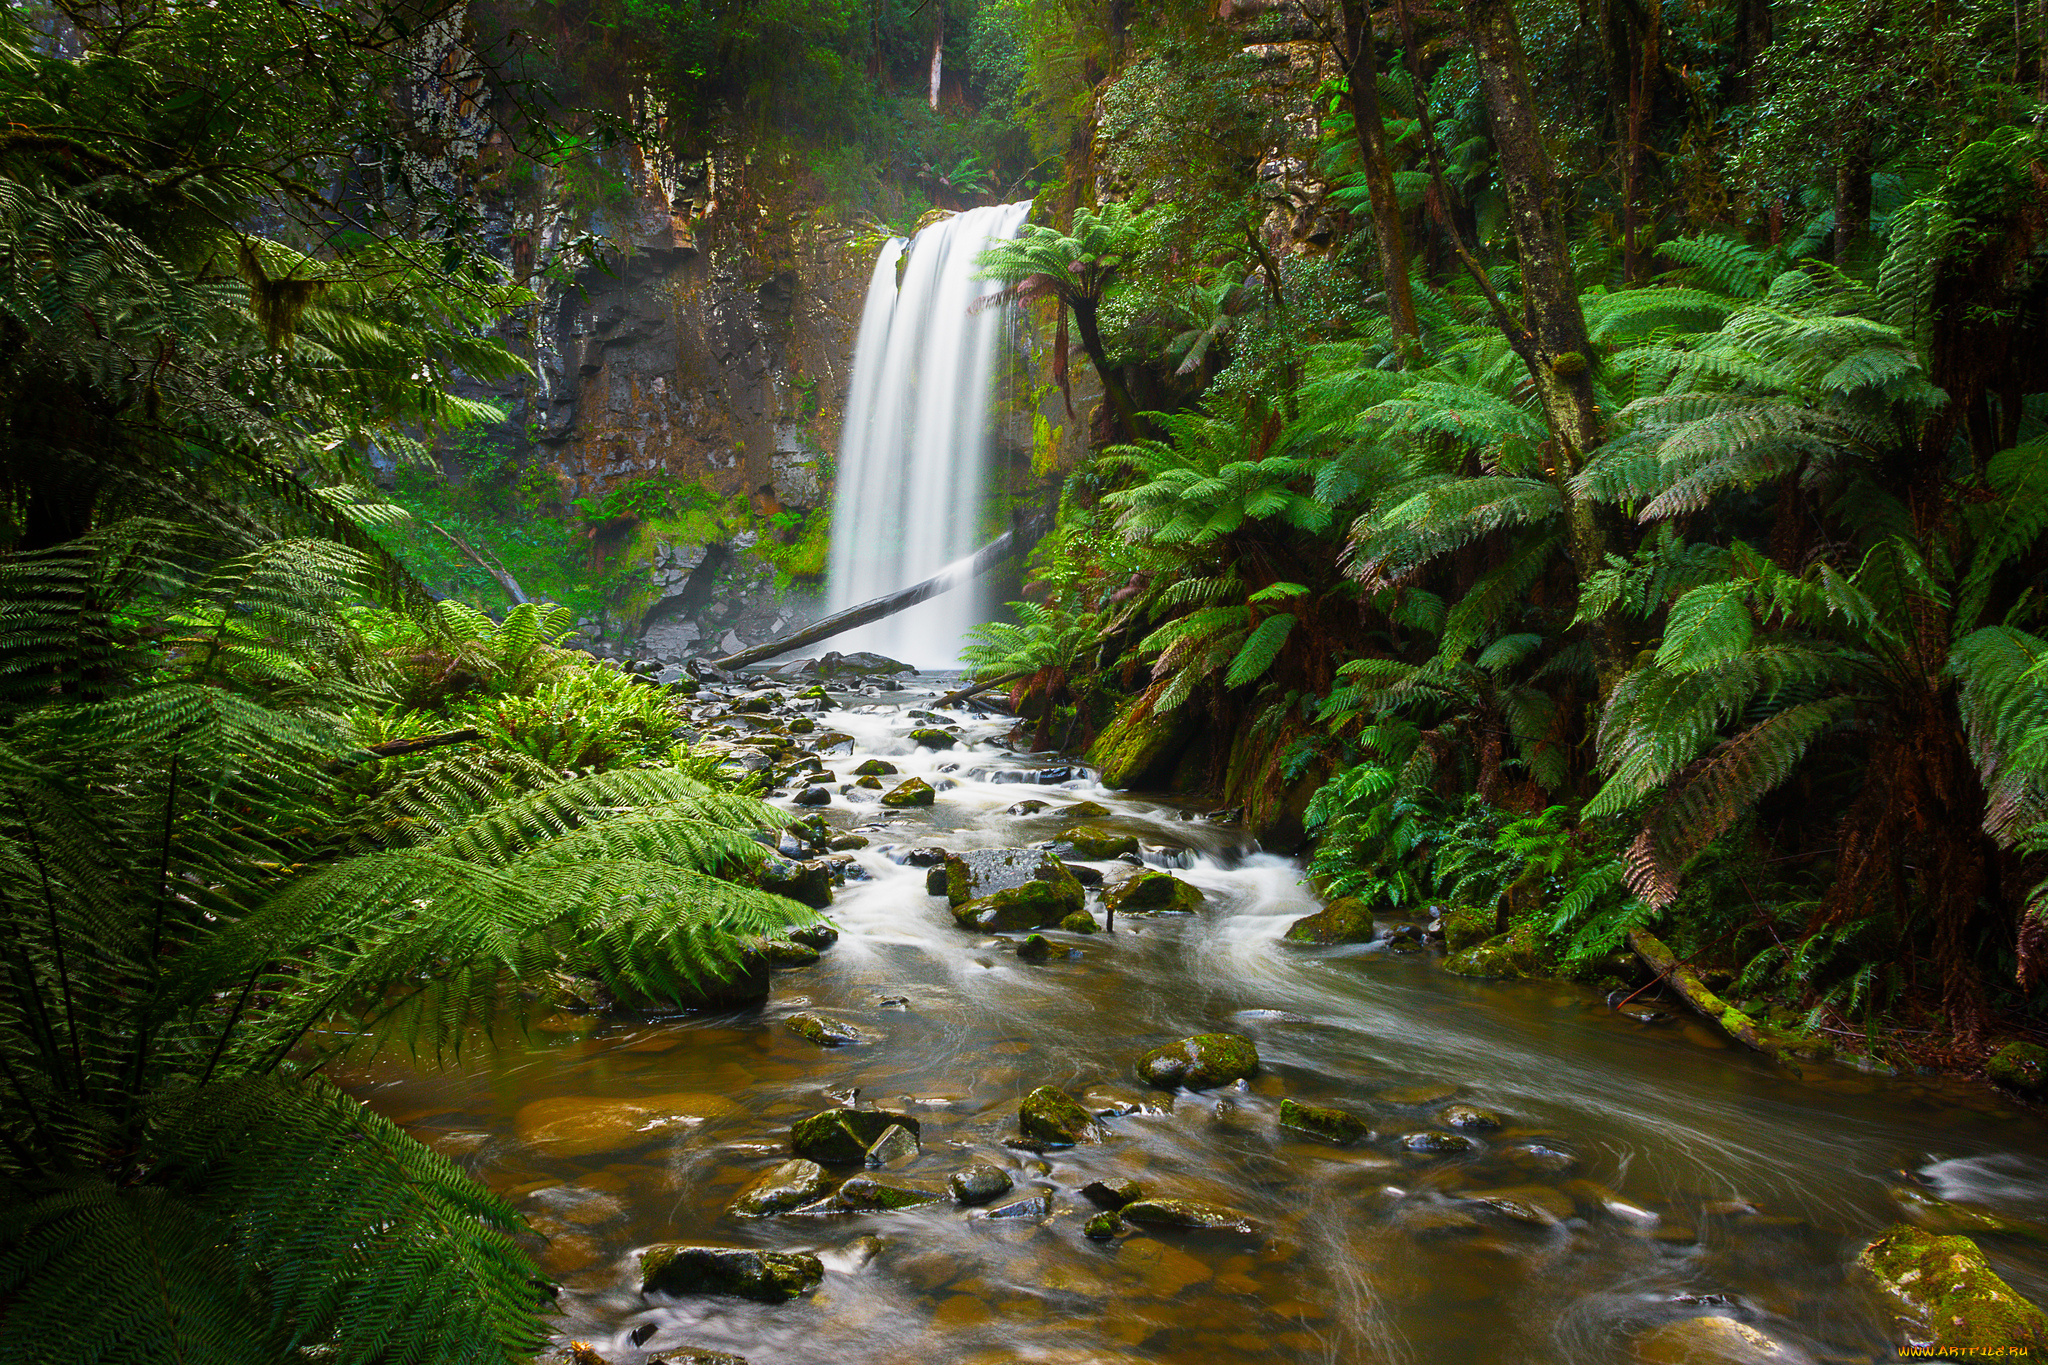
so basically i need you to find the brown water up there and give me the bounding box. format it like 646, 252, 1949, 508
342, 682, 2048, 1365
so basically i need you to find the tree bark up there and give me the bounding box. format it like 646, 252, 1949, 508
1833, 122, 1874, 266
1461, 0, 1624, 691
1069, 295, 1144, 441
711, 521, 1045, 670
1338, 0, 1421, 357
927, 3, 944, 110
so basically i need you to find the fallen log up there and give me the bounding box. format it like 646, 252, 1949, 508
326, 728, 482, 771
712, 518, 1047, 670
1625, 927, 1781, 1056
933, 670, 1029, 710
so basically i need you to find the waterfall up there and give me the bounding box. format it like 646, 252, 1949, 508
825, 201, 1032, 668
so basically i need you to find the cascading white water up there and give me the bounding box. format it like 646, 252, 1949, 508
825, 201, 1032, 667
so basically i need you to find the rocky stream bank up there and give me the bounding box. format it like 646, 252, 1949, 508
346, 671, 2048, 1365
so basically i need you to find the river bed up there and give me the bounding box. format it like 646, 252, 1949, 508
341, 677, 2048, 1365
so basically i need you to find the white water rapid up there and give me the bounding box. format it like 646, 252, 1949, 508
825, 200, 1033, 667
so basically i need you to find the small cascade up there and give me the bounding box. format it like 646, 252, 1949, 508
825, 201, 1032, 666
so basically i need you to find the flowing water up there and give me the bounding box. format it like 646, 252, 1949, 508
346, 682, 2048, 1365
824, 203, 1034, 668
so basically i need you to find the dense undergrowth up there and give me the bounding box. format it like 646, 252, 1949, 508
962, 2, 2048, 1072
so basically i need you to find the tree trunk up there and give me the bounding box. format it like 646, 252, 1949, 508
927, 3, 944, 110
1069, 295, 1144, 441
1461, 0, 1624, 690
1833, 122, 1874, 266
1338, 0, 1421, 357
710, 520, 1045, 669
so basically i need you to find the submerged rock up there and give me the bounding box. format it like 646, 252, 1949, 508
1888, 1185, 2048, 1244
1630, 1315, 1805, 1365
1019, 1085, 1098, 1146
785, 1013, 861, 1047
1102, 871, 1206, 916
1857, 1224, 2048, 1355
1438, 1104, 1504, 1131
1465, 1185, 1574, 1226
1402, 1129, 1475, 1154
1283, 896, 1375, 944
1136, 1033, 1259, 1090
980, 1195, 1052, 1220
880, 777, 937, 808
791, 1108, 921, 1166
1121, 1199, 1261, 1238
1278, 1098, 1372, 1144
949, 1164, 1014, 1206
639, 1245, 823, 1302
730, 1159, 832, 1217
1055, 825, 1141, 860
515, 1093, 737, 1158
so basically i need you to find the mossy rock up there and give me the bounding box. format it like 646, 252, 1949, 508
785, 1012, 859, 1046
942, 849, 1073, 906
1054, 825, 1141, 859
1084, 1210, 1123, 1240
788, 922, 839, 949
853, 759, 898, 777
756, 938, 819, 967
790, 1107, 921, 1165
1120, 1198, 1261, 1237
1856, 1224, 2048, 1355
1061, 910, 1099, 934
756, 856, 834, 910
786, 717, 816, 734
855, 775, 883, 789
1278, 1098, 1372, 1144
1061, 800, 1112, 818
834, 1175, 945, 1211
730, 1159, 832, 1217
1987, 1041, 2048, 1094
954, 875, 1086, 932
1103, 871, 1205, 916
734, 696, 775, 714
639, 1245, 823, 1302
1403, 1129, 1475, 1154
1284, 896, 1375, 944
1441, 904, 1497, 952
1443, 923, 1540, 980
949, 1164, 1013, 1206
1085, 702, 1200, 790
880, 777, 936, 808
798, 686, 830, 700
907, 727, 957, 750
1136, 1032, 1259, 1089
1019, 1085, 1097, 1146
1017, 933, 1055, 961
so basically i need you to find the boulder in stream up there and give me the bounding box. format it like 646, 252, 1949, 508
756, 856, 834, 909
880, 778, 936, 808
949, 1163, 1014, 1205
1084, 1210, 1122, 1239
947, 854, 1087, 933
1102, 871, 1205, 916
864, 1123, 920, 1167
791, 1108, 921, 1165
1081, 1178, 1145, 1209
1278, 1098, 1372, 1145
785, 1013, 860, 1047
1055, 825, 1141, 860
834, 1175, 945, 1211
1016, 933, 1056, 961
1283, 896, 1375, 944
1856, 1224, 2048, 1356
853, 759, 899, 777
730, 1159, 833, 1217
1135, 1033, 1259, 1090
1061, 910, 1100, 934
1440, 904, 1497, 951
755, 937, 819, 967
639, 1245, 823, 1302
1019, 1085, 1098, 1146
1120, 1198, 1261, 1238
1061, 800, 1113, 818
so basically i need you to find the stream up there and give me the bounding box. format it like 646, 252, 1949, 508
343, 677, 2048, 1365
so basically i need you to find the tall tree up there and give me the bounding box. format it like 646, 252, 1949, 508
1337, 0, 1421, 356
